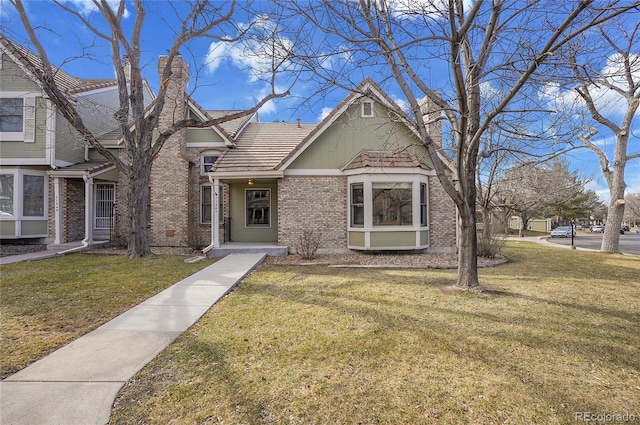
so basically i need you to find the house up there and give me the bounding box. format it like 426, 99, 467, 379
204, 79, 458, 255
0, 35, 155, 246
1, 36, 458, 256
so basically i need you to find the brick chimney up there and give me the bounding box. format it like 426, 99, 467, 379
420, 95, 442, 148
149, 55, 190, 247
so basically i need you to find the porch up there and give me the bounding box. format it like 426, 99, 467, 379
205, 242, 288, 258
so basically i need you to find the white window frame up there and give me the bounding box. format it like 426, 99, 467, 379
361, 99, 374, 118
0, 92, 38, 142
201, 150, 221, 175
245, 188, 271, 228
348, 174, 429, 230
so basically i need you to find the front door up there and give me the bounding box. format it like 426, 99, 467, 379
94, 183, 115, 230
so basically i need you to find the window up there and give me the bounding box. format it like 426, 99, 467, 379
246, 189, 270, 227
0, 97, 35, 142
0, 98, 23, 132
22, 175, 44, 216
420, 183, 428, 227
201, 185, 223, 224
0, 174, 14, 216
361, 100, 374, 118
201, 152, 220, 174
372, 182, 412, 226
350, 183, 364, 227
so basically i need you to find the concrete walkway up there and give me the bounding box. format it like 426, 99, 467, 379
0, 253, 266, 425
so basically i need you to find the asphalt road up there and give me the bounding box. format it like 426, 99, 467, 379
546, 232, 640, 256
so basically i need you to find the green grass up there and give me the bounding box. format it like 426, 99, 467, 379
108, 242, 640, 425
0, 253, 216, 378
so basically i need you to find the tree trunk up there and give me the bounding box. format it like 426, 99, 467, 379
127, 164, 152, 258
600, 132, 628, 253
600, 171, 626, 253
458, 203, 480, 290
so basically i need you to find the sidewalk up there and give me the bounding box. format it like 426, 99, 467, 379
0, 249, 64, 265
0, 253, 266, 425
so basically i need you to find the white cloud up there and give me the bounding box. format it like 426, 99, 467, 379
203, 16, 294, 83
391, 96, 410, 113
540, 53, 640, 117
384, 0, 475, 20
251, 84, 289, 117
318, 107, 333, 122
63, 0, 130, 18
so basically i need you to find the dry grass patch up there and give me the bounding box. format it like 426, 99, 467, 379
0, 253, 216, 378
109, 242, 640, 424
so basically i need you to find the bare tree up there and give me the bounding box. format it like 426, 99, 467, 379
7, 0, 289, 257
569, 20, 640, 253
277, 0, 637, 289
494, 160, 586, 233
624, 192, 640, 226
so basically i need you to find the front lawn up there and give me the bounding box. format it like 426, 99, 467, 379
109, 242, 640, 424
0, 253, 216, 378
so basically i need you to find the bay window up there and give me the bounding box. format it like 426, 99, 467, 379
350, 183, 364, 227
0, 174, 14, 216
23, 175, 44, 216
348, 177, 429, 230
347, 175, 430, 250
372, 182, 412, 226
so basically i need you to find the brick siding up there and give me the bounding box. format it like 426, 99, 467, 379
148, 56, 190, 247
428, 175, 457, 253
278, 176, 348, 253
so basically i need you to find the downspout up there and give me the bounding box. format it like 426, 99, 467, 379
53, 177, 61, 245
58, 174, 94, 255
202, 176, 220, 254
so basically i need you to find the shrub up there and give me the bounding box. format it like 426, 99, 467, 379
477, 231, 505, 258
294, 227, 322, 260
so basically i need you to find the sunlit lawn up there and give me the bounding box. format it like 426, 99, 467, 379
0, 253, 216, 378
108, 242, 640, 424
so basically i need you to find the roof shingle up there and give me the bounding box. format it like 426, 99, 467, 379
212, 122, 315, 172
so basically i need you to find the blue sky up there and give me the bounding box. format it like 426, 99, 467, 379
2, 0, 638, 202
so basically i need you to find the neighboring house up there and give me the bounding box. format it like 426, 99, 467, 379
1, 36, 458, 256
0, 35, 153, 246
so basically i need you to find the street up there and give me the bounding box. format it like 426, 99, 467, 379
546, 232, 640, 256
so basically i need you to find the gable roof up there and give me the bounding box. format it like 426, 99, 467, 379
206, 110, 256, 138
211, 122, 315, 173
282, 78, 456, 175
0, 34, 117, 95
276, 78, 423, 171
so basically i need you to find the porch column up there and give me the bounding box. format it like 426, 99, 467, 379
53, 177, 62, 244
82, 175, 94, 245
213, 179, 220, 249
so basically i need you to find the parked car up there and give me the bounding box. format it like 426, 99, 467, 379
551, 226, 574, 238
620, 227, 625, 234
590, 225, 604, 233
621, 224, 630, 231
